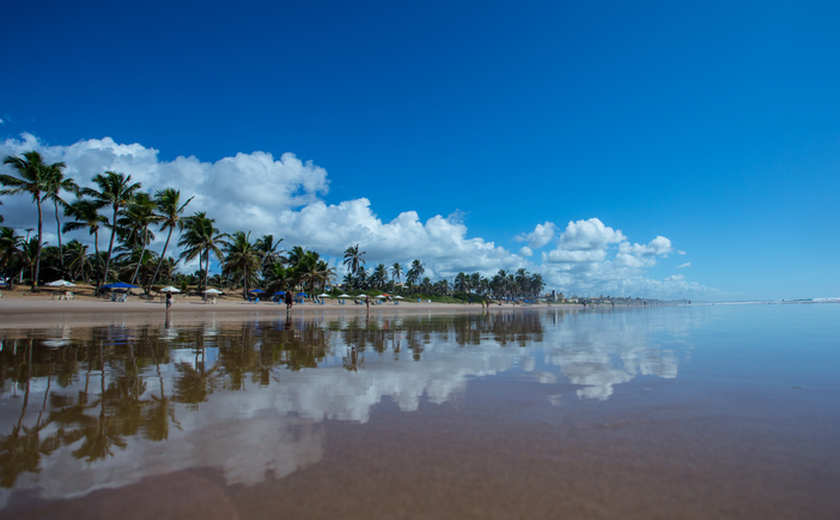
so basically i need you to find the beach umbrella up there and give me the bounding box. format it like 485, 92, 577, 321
317, 293, 331, 298
249, 288, 265, 293
273, 291, 286, 296
376, 294, 387, 298
297, 292, 308, 297
102, 282, 139, 289
204, 288, 223, 295
47, 279, 76, 287
394, 295, 404, 299
159, 286, 181, 293
338, 294, 352, 298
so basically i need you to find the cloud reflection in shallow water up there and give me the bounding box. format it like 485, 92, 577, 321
0, 307, 699, 505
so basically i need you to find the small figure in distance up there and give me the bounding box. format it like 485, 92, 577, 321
285, 290, 293, 313
166, 292, 172, 311
365, 294, 371, 310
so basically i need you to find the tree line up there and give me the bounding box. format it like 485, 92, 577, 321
1, 150, 544, 301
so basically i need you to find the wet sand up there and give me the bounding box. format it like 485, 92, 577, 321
0, 294, 554, 328
2, 304, 836, 519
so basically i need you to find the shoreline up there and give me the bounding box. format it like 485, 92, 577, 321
0, 294, 572, 328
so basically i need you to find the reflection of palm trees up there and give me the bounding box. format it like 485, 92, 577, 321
0, 340, 59, 487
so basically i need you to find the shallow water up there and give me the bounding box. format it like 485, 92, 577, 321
1, 304, 839, 519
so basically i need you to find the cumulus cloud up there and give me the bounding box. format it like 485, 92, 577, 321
0, 133, 717, 299
515, 221, 556, 249
559, 218, 625, 251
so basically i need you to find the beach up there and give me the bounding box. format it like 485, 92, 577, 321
0, 287, 555, 327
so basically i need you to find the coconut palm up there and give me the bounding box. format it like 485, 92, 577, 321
42, 163, 78, 277
178, 212, 226, 292
343, 244, 366, 276
0, 227, 24, 287
407, 259, 424, 286
63, 198, 108, 288
117, 192, 162, 285
1, 151, 66, 288
255, 234, 285, 276
221, 231, 262, 299
371, 263, 388, 290
64, 239, 92, 282
81, 172, 141, 286
148, 188, 193, 292
391, 262, 403, 284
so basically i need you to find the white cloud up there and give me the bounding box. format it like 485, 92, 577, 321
559, 218, 625, 251
0, 133, 717, 299
515, 221, 556, 249
677, 262, 691, 268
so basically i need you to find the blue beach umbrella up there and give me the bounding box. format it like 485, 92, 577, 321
102, 282, 139, 289
297, 292, 308, 297
273, 291, 286, 296
249, 288, 265, 293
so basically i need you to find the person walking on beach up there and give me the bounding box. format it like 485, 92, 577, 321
284, 290, 293, 312
165, 292, 172, 311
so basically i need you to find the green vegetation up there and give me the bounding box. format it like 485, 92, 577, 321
1, 151, 546, 301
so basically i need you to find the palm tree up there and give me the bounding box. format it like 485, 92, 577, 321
178, 212, 226, 292
371, 263, 388, 290
407, 259, 425, 286
221, 231, 262, 299
63, 199, 108, 289
1, 151, 65, 289
82, 172, 141, 286
255, 234, 284, 278
147, 189, 193, 291
42, 163, 78, 277
454, 272, 469, 293
117, 193, 161, 285
343, 244, 366, 276
391, 262, 403, 285
0, 227, 24, 288
63, 239, 92, 282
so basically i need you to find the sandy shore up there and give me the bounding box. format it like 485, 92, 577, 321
0, 287, 558, 327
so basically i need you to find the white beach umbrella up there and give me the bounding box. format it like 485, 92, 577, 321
159, 286, 181, 293
47, 279, 76, 287
318, 293, 331, 298
204, 288, 223, 295
338, 294, 352, 298
393, 295, 404, 299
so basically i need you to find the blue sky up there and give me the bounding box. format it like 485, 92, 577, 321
2, 0, 839, 300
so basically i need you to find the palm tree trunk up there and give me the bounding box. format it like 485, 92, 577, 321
149, 226, 173, 293
54, 199, 65, 276
93, 230, 102, 291
203, 249, 210, 292
130, 227, 148, 285
103, 207, 118, 285
33, 200, 43, 290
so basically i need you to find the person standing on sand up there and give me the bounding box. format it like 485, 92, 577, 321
166, 292, 172, 311
365, 294, 371, 310
284, 291, 293, 312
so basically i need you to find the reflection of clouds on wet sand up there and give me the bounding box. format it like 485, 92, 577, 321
0, 307, 703, 506
539, 310, 692, 400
